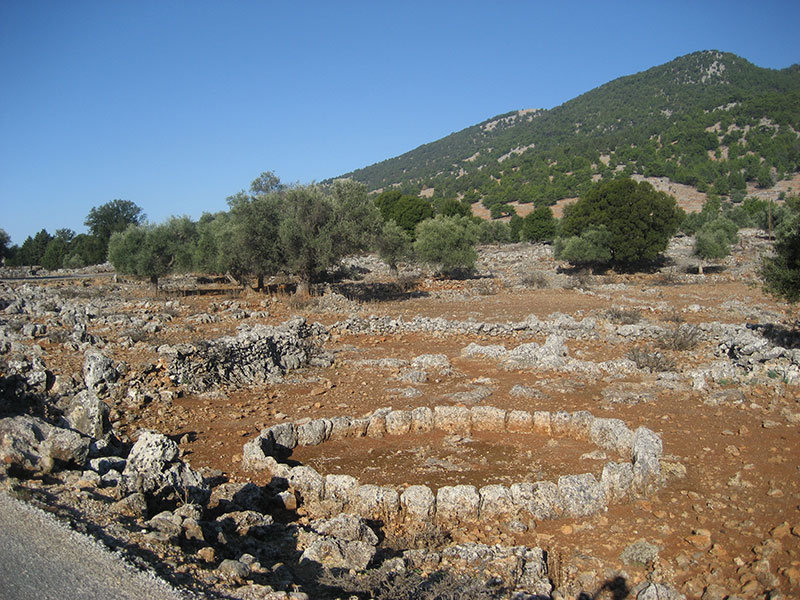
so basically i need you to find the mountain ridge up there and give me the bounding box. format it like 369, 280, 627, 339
336, 51, 800, 208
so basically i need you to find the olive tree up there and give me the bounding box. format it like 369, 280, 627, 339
278, 179, 381, 295
413, 215, 480, 277
694, 216, 738, 274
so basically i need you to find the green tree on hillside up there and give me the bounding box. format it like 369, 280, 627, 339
376, 220, 412, 275
108, 217, 197, 288
761, 198, 800, 304
374, 190, 434, 235
521, 206, 557, 243
0, 229, 11, 263
559, 178, 683, 266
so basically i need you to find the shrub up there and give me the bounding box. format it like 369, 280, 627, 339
659, 324, 702, 351
478, 219, 512, 244
606, 307, 641, 324
520, 271, 550, 288
761, 198, 800, 304
627, 346, 676, 372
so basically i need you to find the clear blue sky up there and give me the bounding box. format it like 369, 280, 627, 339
1, 0, 798, 244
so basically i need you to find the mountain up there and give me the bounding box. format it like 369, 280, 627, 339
338, 51, 800, 210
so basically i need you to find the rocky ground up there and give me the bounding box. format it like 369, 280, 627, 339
1, 229, 798, 600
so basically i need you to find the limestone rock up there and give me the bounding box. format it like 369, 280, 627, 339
632, 426, 663, 494
64, 390, 109, 439
121, 430, 209, 505
311, 513, 379, 546
506, 410, 533, 433
436, 485, 480, 525
83, 351, 118, 395
510, 481, 563, 520
589, 417, 634, 458
601, 461, 634, 501
401, 485, 436, 521
433, 405, 471, 434
288, 465, 325, 505
470, 406, 507, 432
478, 484, 515, 521
558, 473, 606, 517
410, 406, 434, 432
351, 484, 400, 521
385, 410, 412, 436
296, 419, 331, 446
300, 536, 375, 571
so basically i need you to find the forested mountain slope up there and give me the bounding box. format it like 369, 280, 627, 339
339, 51, 800, 209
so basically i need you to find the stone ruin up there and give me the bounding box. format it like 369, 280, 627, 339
242, 405, 664, 529
158, 316, 333, 392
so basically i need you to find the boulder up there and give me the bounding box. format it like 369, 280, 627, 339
241, 431, 275, 470
350, 484, 400, 521
506, 410, 533, 433
83, 351, 118, 395
64, 390, 109, 439
410, 406, 434, 433
296, 419, 332, 446
632, 426, 662, 494
300, 536, 375, 571
269, 422, 297, 451
601, 461, 635, 502
311, 513, 379, 545
478, 484, 515, 521
384, 410, 412, 436
0, 415, 89, 474
288, 465, 325, 505
121, 430, 209, 505
589, 417, 634, 458
470, 406, 507, 432
319, 474, 358, 515
433, 405, 471, 434
366, 407, 392, 438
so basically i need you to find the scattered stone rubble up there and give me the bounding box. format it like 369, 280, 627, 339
1, 235, 796, 599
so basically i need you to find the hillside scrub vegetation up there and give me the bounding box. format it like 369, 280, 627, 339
341, 52, 800, 213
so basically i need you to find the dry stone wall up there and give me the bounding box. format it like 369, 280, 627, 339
243, 405, 664, 528
158, 317, 333, 392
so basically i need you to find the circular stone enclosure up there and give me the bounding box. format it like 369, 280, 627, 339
242, 406, 664, 529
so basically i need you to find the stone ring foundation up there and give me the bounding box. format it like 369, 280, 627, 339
242, 405, 663, 529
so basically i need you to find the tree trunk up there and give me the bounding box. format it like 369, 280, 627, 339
698, 262, 704, 275
296, 279, 311, 298
257, 274, 264, 291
